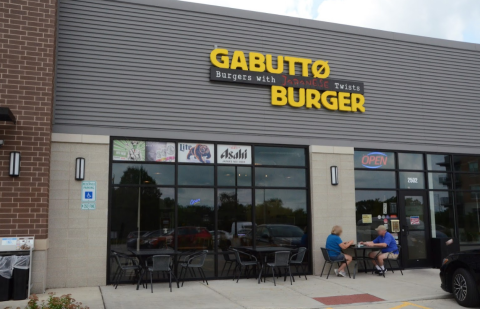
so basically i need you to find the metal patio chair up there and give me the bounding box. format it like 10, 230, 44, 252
231, 248, 260, 283
179, 250, 209, 286
264, 251, 293, 286
220, 248, 237, 277
113, 252, 142, 289
385, 245, 403, 275
145, 255, 178, 292
289, 247, 308, 281
320, 247, 351, 279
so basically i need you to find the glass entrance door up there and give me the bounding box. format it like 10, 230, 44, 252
399, 191, 431, 267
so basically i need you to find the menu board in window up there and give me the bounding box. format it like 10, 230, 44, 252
146, 142, 175, 162
113, 140, 145, 161
217, 145, 252, 164
178, 143, 215, 164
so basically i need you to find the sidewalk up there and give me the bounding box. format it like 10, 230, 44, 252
1, 269, 454, 309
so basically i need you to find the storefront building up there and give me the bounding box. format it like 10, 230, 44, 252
1, 0, 480, 292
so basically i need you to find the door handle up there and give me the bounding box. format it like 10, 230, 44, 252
402, 225, 409, 236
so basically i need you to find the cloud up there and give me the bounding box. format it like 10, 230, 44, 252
316, 0, 480, 42
181, 0, 315, 19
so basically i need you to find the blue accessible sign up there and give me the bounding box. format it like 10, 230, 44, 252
81, 181, 96, 210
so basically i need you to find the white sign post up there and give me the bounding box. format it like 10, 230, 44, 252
81, 181, 96, 210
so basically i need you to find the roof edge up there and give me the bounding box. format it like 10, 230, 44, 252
106, 0, 480, 52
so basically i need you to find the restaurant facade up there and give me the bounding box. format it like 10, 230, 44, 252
1, 0, 480, 293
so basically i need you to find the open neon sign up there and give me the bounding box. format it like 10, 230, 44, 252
361, 152, 388, 169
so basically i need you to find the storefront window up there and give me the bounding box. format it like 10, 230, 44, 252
398, 153, 424, 170
399, 172, 425, 189
456, 192, 480, 244
355, 191, 397, 242
427, 154, 451, 171
453, 156, 480, 172
237, 166, 252, 186
218, 166, 235, 186
255, 167, 306, 187
354, 151, 395, 169
254, 189, 307, 247
177, 188, 214, 251
217, 189, 252, 247
454, 173, 480, 191
428, 173, 453, 190
355, 170, 396, 189
254, 147, 305, 166
178, 165, 214, 186
111, 163, 175, 185
429, 191, 455, 238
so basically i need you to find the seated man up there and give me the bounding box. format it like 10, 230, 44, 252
360, 225, 399, 275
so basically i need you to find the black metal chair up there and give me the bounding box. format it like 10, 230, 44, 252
220, 248, 237, 277
370, 250, 389, 278
112, 252, 142, 289
179, 250, 209, 286
265, 251, 293, 286
145, 255, 179, 292
289, 247, 308, 281
320, 247, 351, 279
385, 245, 403, 275
231, 248, 260, 283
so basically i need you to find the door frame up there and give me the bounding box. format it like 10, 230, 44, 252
398, 190, 432, 268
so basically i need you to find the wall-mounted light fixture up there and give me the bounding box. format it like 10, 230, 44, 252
9, 152, 20, 177
330, 166, 338, 185
75, 157, 85, 180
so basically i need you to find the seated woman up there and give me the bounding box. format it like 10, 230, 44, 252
325, 225, 354, 277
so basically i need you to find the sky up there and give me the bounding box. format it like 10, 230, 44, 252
180, 0, 480, 44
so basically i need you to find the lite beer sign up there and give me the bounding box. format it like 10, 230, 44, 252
209, 49, 365, 113
361, 152, 388, 169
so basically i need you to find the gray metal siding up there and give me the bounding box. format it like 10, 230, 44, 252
54, 0, 480, 153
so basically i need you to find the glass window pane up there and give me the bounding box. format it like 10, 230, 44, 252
355, 191, 397, 242
427, 154, 451, 171
111, 163, 175, 185
399, 172, 425, 189
455, 173, 480, 191
429, 191, 455, 238
177, 188, 214, 251
217, 166, 235, 187
254, 189, 307, 248
237, 167, 252, 187
354, 151, 395, 169
428, 173, 453, 190
141, 164, 175, 185
110, 187, 175, 281
254, 147, 305, 166
354, 170, 396, 189
456, 192, 480, 244
398, 153, 424, 170
255, 167, 306, 187
217, 189, 252, 250
178, 165, 214, 186
453, 156, 480, 172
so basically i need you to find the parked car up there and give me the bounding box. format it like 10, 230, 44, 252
440, 249, 480, 307
247, 224, 304, 247
231, 222, 254, 236
126, 230, 168, 249
147, 226, 212, 250
210, 230, 232, 247
126, 230, 149, 239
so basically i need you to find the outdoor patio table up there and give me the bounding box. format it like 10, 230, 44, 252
129, 249, 181, 290
348, 245, 376, 279
235, 246, 296, 284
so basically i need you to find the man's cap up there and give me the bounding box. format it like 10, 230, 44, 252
375, 225, 387, 231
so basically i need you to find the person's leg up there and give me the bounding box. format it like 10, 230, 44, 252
369, 251, 378, 266
338, 254, 352, 272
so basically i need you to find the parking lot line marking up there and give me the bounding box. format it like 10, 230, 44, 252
390, 302, 431, 309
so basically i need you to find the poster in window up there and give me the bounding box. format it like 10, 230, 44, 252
113, 140, 145, 161
146, 142, 175, 162
217, 145, 252, 164
178, 143, 215, 164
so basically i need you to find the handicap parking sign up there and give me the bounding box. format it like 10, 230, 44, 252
81, 181, 96, 202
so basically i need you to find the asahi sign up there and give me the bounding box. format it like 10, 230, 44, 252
217, 145, 251, 165
209, 49, 365, 113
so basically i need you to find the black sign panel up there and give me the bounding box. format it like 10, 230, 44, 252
210, 67, 364, 94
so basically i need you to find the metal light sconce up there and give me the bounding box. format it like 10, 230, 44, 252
330, 166, 338, 185
75, 157, 85, 180
9, 152, 20, 177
